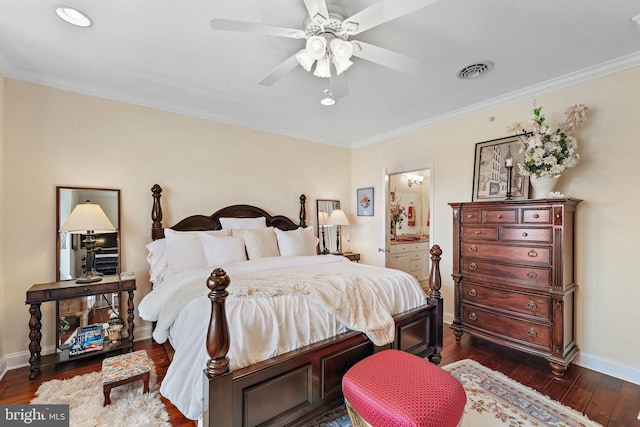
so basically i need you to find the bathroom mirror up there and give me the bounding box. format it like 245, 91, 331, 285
56, 186, 121, 281
56, 186, 122, 350
316, 199, 340, 254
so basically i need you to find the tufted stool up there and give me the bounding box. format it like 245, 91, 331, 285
342, 349, 466, 427
102, 350, 150, 406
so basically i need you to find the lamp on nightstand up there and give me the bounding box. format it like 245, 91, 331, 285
318, 210, 332, 255
328, 209, 350, 255
59, 200, 116, 283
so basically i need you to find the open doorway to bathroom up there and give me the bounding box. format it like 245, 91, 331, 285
385, 169, 431, 287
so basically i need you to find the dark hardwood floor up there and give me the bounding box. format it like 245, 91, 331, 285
1, 327, 639, 426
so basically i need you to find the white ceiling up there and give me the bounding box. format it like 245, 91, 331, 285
1, 0, 639, 148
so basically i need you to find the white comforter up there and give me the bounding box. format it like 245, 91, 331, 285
138, 255, 426, 420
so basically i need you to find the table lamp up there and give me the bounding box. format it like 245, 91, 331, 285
328, 209, 350, 255
59, 200, 116, 283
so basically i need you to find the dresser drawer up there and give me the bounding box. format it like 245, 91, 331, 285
482, 209, 517, 224
462, 226, 498, 241
462, 242, 551, 265
522, 208, 552, 224
461, 304, 551, 349
460, 282, 551, 320
502, 227, 552, 243
389, 244, 411, 254
409, 260, 422, 272
461, 209, 481, 223
463, 260, 551, 286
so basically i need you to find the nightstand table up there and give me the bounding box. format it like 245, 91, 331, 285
343, 253, 361, 262
26, 275, 136, 380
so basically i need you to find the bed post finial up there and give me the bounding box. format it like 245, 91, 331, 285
151, 184, 164, 240
205, 268, 231, 377
299, 194, 307, 227
428, 245, 442, 300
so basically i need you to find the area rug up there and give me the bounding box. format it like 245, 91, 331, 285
30, 361, 170, 427
307, 358, 602, 427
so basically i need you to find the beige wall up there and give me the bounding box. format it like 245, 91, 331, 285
0, 74, 5, 361
1, 79, 351, 364
350, 66, 640, 382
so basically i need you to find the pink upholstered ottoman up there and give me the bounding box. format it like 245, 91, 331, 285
342, 350, 466, 427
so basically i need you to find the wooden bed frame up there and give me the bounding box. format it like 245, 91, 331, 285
150, 184, 444, 427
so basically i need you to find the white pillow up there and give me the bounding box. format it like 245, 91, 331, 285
199, 234, 247, 266
219, 217, 267, 230
236, 227, 279, 259
164, 229, 230, 273
275, 227, 319, 256
145, 239, 167, 284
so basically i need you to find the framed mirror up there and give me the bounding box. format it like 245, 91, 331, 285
316, 199, 340, 254
56, 186, 122, 350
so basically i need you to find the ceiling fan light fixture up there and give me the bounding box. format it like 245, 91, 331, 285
333, 58, 353, 75
55, 6, 93, 27
306, 36, 327, 60
295, 50, 315, 72
330, 39, 353, 61
314, 56, 332, 78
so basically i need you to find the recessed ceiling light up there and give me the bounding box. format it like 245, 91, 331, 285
457, 61, 495, 80
55, 6, 93, 28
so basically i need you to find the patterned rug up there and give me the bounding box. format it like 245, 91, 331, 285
306, 358, 602, 427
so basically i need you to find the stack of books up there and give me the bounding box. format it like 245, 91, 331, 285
68, 323, 104, 356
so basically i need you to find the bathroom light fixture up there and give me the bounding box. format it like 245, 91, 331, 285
56, 6, 93, 27
406, 175, 424, 187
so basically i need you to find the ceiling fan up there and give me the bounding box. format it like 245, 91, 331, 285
210, 0, 437, 99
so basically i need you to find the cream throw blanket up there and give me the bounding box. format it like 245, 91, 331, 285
152, 259, 425, 347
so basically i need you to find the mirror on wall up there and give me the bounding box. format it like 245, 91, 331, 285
56, 186, 121, 281
56, 187, 122, 350
316, 199, 340, 254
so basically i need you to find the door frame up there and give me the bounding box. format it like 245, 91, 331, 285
383, 163, 433, 268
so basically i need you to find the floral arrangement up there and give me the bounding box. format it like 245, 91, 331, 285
390, 193, 406, 230
508, 102, 588, 178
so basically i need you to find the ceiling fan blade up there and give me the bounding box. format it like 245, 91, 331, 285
331, 74, 349, 99
351, 40, 421, 74
210, 18, 306, 39
258, 50, 303, 86
341, 0, 437, 36
303, 0, 330, 24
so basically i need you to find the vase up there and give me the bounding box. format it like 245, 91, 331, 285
530, 175, 560, 199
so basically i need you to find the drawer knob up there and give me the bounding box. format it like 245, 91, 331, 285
527, 301, 538, 310
468, 289, 477, 297
496, 214, 502, 219
83, 287, 89, 293
469, 245, 477, 252
469, 262, 478, 270
527, 271, 537, 279
528, 250, 538, 258
469, 312, 477, 321
522, 232, 528, 237
533, 213, 540, 218
467, 214, 475, 219
527, 328, 537, 338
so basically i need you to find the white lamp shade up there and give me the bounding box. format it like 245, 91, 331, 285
306, 36, 327, 60
318, 211, 330, 226
60, 201, 116, 233
314, 56, 332, 78
328, 209, 350, 226
333, 57, 353, 75
330, 39, 353, 61
295, 49, 315, 72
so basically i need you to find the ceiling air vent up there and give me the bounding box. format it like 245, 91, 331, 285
457, 61, 494, 80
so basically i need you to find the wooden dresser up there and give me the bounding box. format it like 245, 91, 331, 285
449, 198, 580, 378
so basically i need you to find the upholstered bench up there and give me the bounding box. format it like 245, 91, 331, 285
342, 349, 466, 427
102, 350, 150, 406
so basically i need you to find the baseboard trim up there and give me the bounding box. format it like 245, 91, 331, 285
0, 324, 153, 381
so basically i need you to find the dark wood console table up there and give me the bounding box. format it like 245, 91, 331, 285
26, 275, 136, 380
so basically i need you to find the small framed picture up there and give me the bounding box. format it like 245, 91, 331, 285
357, 188, 374, 216
472, 135, 530, 201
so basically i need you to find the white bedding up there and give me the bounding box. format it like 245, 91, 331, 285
138, 255, 426, 420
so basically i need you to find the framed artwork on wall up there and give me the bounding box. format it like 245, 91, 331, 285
472, 135, 530, 201
357, 188, 374, 216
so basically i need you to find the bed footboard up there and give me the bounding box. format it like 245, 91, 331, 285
202, 245, 444, 427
